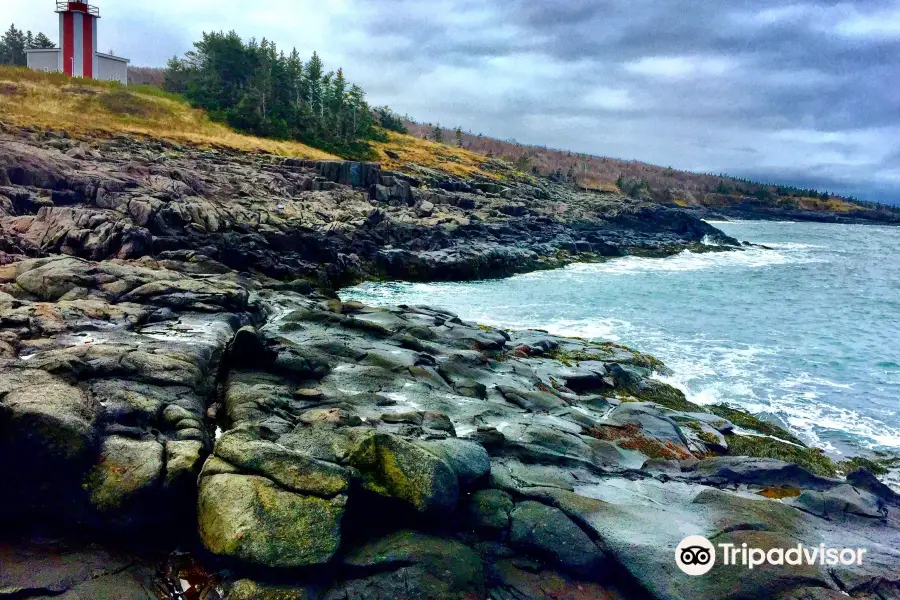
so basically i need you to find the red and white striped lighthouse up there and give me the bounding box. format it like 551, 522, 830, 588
56, 1, 100, 79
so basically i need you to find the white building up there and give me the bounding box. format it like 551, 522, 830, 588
25, 2, 130, 85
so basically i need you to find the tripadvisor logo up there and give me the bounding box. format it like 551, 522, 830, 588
675, 535, 868, 576
676, 536, 716, 575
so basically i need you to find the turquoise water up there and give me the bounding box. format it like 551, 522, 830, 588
341, 221, 900, 455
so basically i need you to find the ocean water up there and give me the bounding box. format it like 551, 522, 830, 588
341, 221, 900, 456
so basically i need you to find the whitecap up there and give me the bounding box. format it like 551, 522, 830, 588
561, 247, 819, 276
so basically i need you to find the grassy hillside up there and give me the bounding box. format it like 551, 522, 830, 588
1, 65, 896, 223
371, 130, 503, 180
0, 66, 335, 159
406, 122, 898, 218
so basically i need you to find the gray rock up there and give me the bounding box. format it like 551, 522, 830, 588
0, 540, 157, 600
497, 385, 567, 412
846, 467, 900, 506
687, 456, 839, 490
229, 325, 273, 368
422, 411, 455, 434
791, 484, 887, 521
509, 501, 607, 579
335, 530, 485, 600
606, 402, 690, 449
463, 489, 513, 531
416, 438, 490, 487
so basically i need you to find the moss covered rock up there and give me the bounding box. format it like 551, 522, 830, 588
0, 377, 97, 469
214, 429, 349, 497
164, 439, 206, 491
348, 432, 459, 515
228, 579, 314, 600
464, 488, 514, 531
197, 473, 345, 568
723, 434, 837, 477
84, 436, 164, 513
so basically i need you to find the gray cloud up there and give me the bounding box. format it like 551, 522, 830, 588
5, 0, 899, 203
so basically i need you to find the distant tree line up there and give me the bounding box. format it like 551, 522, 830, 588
0, 24, 56, 65
164, 31, 405, 159
616, 175, 652, 199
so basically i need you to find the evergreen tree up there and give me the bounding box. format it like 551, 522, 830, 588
164, 32, 384, 158
32, 32, 55, 49
1, 24, 28, 65
372, 106, 407, 133
455, 127, 463, 147
432, 125, 443, 143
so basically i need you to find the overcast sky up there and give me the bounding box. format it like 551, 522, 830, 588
7, 0, 900, 202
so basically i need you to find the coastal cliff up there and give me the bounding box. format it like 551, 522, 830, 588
1, 125, 898, 600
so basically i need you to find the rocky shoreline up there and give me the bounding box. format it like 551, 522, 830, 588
1, 127, 898, 599
686, 205, 900, 226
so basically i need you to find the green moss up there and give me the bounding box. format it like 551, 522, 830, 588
724, 434, 837, 477
546, 345, 641, 367
347, 433, 457, 514
681, 421, 703, 433
228, 580, 314, 600
546, 338, 666, 371
697, 431, 719, 445
708, 404, 804, 445
546, 347, 590, 367
594, 341, 667, 371
197, 474, 344, 568
627, 381, 701, 412
837, 455, 899, 476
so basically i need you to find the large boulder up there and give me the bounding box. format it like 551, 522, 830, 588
0, 374, 99, 517
83, 436, 164, 518
0, 377, 97, 469
197, 474, 346, 568
348, 432, 459, 515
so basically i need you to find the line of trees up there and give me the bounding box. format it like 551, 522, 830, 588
164, 31, 405, 159
0, 24, 55, 66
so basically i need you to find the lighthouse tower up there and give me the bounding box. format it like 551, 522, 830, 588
56, 2, 100, 78
27, 2, 128, 83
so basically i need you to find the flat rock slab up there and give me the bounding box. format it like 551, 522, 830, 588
0, 540, 158, 599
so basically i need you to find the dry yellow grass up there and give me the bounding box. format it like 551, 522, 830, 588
371, 130, 501, 179
797, 197, 863, 213
0, 66, 335, 159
